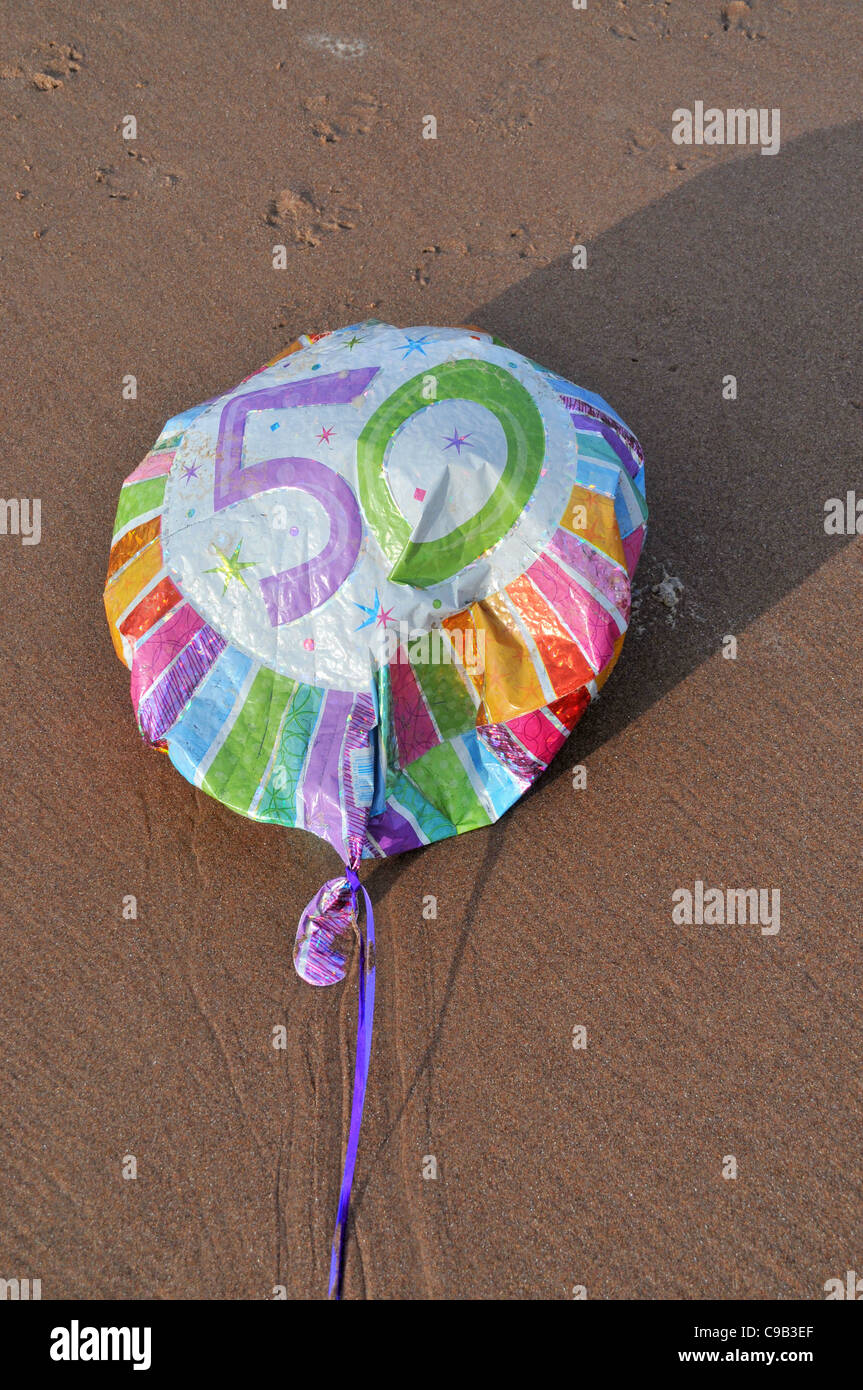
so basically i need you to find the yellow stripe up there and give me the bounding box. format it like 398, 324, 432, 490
104, 540, 162, 627
562, 485, 626, 567
447, 594, 546, 725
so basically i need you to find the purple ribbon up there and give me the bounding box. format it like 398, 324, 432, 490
328, 866, 376, 1300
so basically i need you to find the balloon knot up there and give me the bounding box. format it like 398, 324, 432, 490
293, 876, 355, 986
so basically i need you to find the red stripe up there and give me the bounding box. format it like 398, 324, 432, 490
119, 577, 182, 644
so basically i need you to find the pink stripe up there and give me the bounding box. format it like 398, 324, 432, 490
130, 602, 206, 707
549, 526, 630, 618
505, 708, 564, 765
623, 525, 645, 578
526, 554, 618, 674
389, 652, 440, 765
126, 450, 175, 484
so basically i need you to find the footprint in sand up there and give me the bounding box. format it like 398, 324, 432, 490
265, 185, 362, 247
302, 91, 385, 144
720, 1, 769, 38
410, 229, 543, 286
1, 40, 83, 90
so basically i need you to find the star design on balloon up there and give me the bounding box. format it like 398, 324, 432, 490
376, 604, 395, 629
443, 428, 472, 454
204, 541, 258, 595
394, 334, 432, 359
181, 463, 200, 483
345, 335, 363, 350
316, 425, 335, 445
353, 589, 382, 631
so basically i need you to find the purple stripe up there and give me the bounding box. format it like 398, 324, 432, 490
298, 690, 356, 855
137, 624, 226, 742
560, 395, 643, 478
366, 804, 424, 855
578, 417, 642, 479
341, 692, 376, 866
477, 723, 541, 786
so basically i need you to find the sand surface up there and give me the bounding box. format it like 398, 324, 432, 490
1, 0, 861, 1298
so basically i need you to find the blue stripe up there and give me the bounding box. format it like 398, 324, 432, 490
165, 646, 254, 783
155, 398, 217, 448
457, 729, 523, 819
574, 454, 620, 495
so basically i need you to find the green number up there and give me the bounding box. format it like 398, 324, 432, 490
357, 360, 545, 588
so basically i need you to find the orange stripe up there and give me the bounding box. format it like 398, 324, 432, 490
562, 485, 626, 568
440, 608, 483, 703
263, 336, 306, 368
106, 516, 161, 581
506, 573, 595, 697
106, 608, 129, 664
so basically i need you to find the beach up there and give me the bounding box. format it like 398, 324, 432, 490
1, 0, 861, 1299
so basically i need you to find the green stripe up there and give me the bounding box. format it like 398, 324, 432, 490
154, 431, 184, 452
203, 668, 297, 811
376, 665, 400, 794
410, 630, 477, 740
112, 477, 167, 538
385, 771, 457, 844
574, 430, 624, 468
405, 742, 491, 834
255, 683, 325, 826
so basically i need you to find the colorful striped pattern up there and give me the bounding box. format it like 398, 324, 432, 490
105, 328, 646, 864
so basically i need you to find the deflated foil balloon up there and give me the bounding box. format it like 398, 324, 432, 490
104, 321, 647, 1295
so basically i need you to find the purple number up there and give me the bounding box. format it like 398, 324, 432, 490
213, 367, 378, 626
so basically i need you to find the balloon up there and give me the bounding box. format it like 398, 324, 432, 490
105, 321, 647, 1295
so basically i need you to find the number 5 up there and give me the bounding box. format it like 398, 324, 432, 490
212, 366, 378, 626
